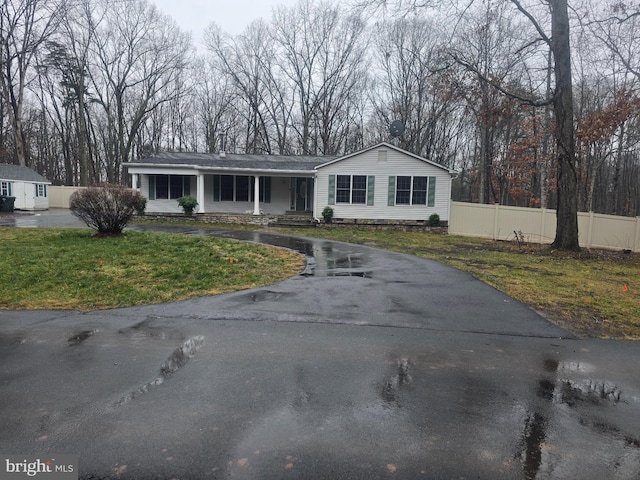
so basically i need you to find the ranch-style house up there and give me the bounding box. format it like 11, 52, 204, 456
126, 143, 456, 223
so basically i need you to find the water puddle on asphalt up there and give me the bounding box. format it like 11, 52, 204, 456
521, 412, 547, 480
214, 230, 317, 257
321, 252, 373, 278
536, 378, 555, 401
68, 329, 97, 346
521, 357, 640, 478
326, 271, 373, 278
248, 290, 296, 302
559, 379, 622, 406
0, 216, 37, 228
118, 317, 185, 342
381, 358, 412, 404
117, 335, 204, 406
539, 357, 622, 407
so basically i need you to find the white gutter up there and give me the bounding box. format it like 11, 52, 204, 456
126, 163, 317, 176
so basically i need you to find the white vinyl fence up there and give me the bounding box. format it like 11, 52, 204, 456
449, 201, 640, 252
49, 186, 85, 208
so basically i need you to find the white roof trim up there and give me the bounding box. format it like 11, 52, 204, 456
0, 177, 52, 185
126, 163, 316, 176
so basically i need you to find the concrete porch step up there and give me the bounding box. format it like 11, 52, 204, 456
272, 213, 316, 227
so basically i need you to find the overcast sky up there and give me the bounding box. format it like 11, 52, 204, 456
152, 0, 301, 44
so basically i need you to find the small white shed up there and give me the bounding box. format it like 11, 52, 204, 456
314, 143, 455, 223
0, 164, 51, 211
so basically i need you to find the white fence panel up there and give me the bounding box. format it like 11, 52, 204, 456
49, 186, 85, 208
578, 211, 640, 252
450, 201, 640, 252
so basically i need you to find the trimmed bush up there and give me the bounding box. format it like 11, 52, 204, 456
135, 196, 147, 215
70, 184, 146, 235
427, 213, 441, 227
322, 206, 334, 224
177, 195, 198, 216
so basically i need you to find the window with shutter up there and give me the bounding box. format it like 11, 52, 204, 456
328, 175, 336, 205
388, 176, 396, 206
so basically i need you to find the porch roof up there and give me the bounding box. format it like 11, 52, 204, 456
127, 152, 338, 174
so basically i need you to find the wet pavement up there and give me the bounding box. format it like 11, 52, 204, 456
1, 211, 640, 479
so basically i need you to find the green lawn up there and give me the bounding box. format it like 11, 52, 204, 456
0, 228, 303, 310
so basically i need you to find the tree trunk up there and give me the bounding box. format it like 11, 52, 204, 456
13, 115, 28, 167
550, 0, 579, 251
77, 76, 89, 186
612, 122, 625, 215
540, 50, 553, 210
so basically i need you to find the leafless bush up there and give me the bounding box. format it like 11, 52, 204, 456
70, 185, 146, 235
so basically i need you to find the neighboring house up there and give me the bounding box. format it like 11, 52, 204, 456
126, 143, 456, 223
0, 164, 51, 211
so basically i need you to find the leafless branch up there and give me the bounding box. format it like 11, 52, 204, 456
509, 0, 551, 45
450, 53, 553, 107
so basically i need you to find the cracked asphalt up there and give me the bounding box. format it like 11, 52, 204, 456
1, 210, 639, 479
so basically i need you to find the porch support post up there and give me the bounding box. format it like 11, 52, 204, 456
131, 174, 138, 190
197, 174, 205, 213
253, 175, 261, 215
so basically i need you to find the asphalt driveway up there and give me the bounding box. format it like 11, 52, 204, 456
1, 211, 639, 479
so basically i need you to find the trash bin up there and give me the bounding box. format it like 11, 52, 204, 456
0, 196, 15, 212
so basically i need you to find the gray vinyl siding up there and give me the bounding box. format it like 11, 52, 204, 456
315, 147, 452, 221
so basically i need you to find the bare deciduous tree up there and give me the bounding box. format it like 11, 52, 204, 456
372, 17, 463, 166
272, 0, 368, 154
205, 21, 279, 154
0, 0, 65, 166
87, 0, 191, 182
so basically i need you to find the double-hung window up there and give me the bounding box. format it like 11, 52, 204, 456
389, 176, 436, 207
35, 184, 47, 197
328, 174, 375, 206
395, 176, 412, 205
336, 175, 367, 204
397, 176, 427, 205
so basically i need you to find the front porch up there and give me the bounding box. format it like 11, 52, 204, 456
134, 173, 315, 217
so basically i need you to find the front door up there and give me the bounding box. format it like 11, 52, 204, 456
295, 178, 312, 212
